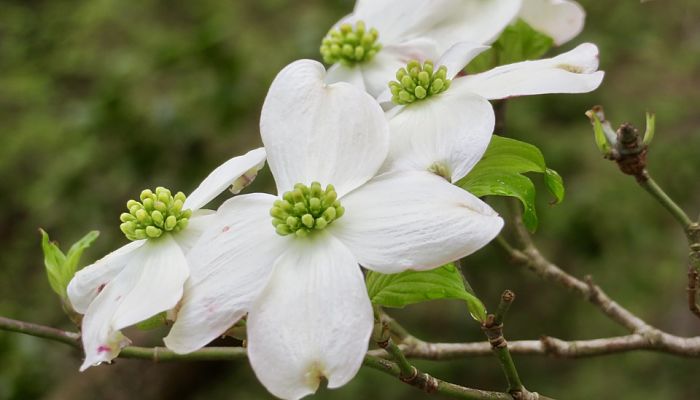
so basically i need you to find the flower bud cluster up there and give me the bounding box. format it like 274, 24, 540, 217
119, 187, 192, 241
320, 21, 381, 66
389, 60, 451, 105
270, 182, 345, 238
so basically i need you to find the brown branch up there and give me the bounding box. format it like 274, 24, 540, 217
504, 206, 650, 334
368, 332, 700, 360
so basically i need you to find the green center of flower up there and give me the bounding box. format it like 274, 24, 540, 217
320, 21, 381, 66
119, 187, 192, 241
270, 182, 345, 238
388, 60, 451, 105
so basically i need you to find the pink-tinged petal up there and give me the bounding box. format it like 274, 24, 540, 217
247, 234, 372, 399
67, 240, 145, 314
183, 147, 266, 211
165, 193, 290, 354
454, 43, 604, 100
261, 60, 389, 197
79, 235, 188, 370
520, 0, 585, 46
333, 171, 503, 274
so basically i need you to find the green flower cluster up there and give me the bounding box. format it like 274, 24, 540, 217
388, 60, 451, 105
270, 182, 345, 237
119, 187, 192, 241
320, 21, 381, 65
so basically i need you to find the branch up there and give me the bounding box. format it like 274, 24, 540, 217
503, 206, 649, 334
371, 333, 700, 360
0, 315, 80, 346
1, 314, 545, 400
481, 291, 537, 399
362, 354, 555, 400
0, 315, 248, 361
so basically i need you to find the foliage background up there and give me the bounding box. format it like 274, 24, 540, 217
1, 0, 699, 398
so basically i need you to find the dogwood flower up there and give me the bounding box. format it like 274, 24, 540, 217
380, 42, 604, 183
322, 0, 522, 96
164, 60, 503, 399
66, 148, 266, 371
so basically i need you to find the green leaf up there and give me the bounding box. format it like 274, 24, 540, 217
366, 263, 487, 322
544, 168, 565, 204
39, 229, 99, 300
40, 229, 68, 298
65, 231, 100, 278
466, 19, 554, 74
458, 136, 565, 231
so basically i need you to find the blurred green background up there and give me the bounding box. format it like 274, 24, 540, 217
1, 0, 699, 399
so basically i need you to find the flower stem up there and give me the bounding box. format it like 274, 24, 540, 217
638, 171, 694, 231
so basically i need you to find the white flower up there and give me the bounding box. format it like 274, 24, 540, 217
520, 0, 585, 46
66, 148, 266, 371
380, 42, 604, 182
323, 0, 522, 96
164, 60, 503, 399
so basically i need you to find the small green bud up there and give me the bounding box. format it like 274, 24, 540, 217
165, 215, 178, 230
301, 214, 315, 228
315, 217, 328, 230
286, 216, 300, 229
140, 189, 153, 201
151, 210, 164, 227
120, 213, 136, 223
142, 197, 154, 211
146, 226, 163, 238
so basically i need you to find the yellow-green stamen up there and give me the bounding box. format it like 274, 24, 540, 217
270, 182, 345, 238
320, 21, 381, 66
388, 60, 451, 105
119, 187, 192, 241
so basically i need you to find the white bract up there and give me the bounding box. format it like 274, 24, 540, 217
322, 0, 586, 97
520, 0, 585, 46
322, 0, 522, 96
380, 42, 604, 183
164, 60, 504, 399
66, 148, 266, 371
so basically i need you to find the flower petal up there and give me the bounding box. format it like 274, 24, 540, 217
247, 233, 372, 399
454, 43, 604, 100
79, 235, 188, 370
111, 235, 189, 330
519, 0, 585, 46
171, 209, 216, 255
183, 147, 266, 211
325, 63, 366, 92
67, 240, 145, 314
261, 60, 389, 197
164, 193, 290, 353
383, 91, 494, 183
438, 42, 490, 80
349, 0, 522, 52
333, 170, 503, 274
